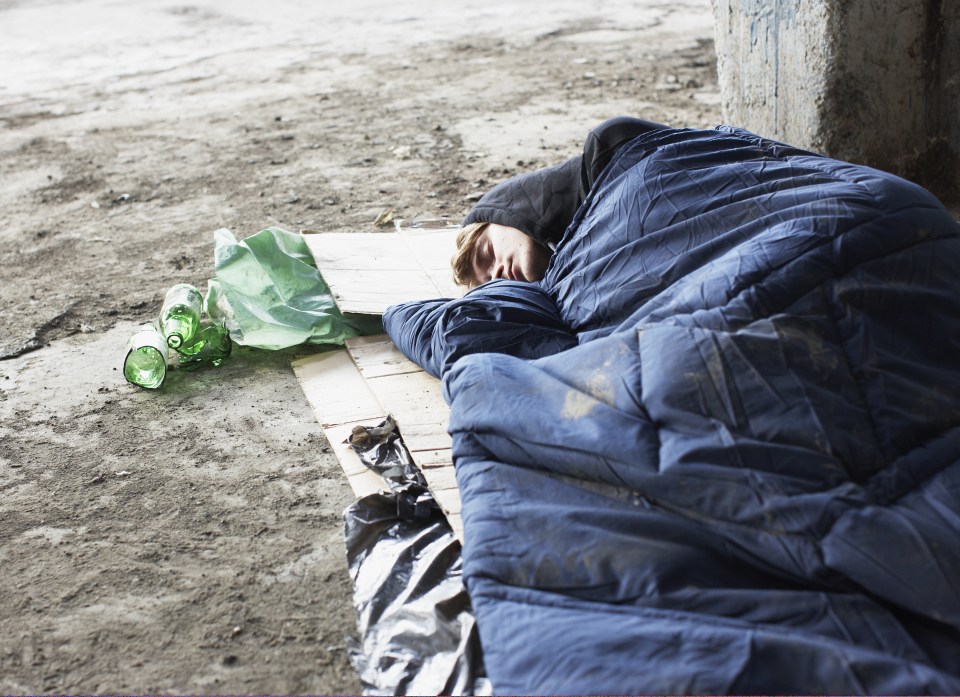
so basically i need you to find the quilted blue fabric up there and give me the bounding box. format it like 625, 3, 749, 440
382, 126, 960, 694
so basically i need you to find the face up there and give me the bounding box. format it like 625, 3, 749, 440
471, 224, 551, 285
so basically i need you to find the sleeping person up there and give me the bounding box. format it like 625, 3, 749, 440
451, 116, 666, 287
382, 118, 960, 694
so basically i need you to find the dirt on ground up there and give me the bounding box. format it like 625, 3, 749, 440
0, 1, 721, 693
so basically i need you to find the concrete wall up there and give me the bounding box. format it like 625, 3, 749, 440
712, 0, 959, 200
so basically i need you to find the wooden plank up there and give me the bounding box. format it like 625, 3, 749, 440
433, 488, 463, 516
321, 270, 441, 292
422, 466, 459, 491
367, 373, 450, 418
325, 422, 386, 498
304, 232, 413, 269
448, 515, 464, 542
366, 375, 452, 452
390, 424, 452, 453
347, 338, 452, 453
296, 230, 468, 539
410, 448, 455, 468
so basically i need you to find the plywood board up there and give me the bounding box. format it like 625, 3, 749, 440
302, 228, 464, 315
291, 348, 385, 427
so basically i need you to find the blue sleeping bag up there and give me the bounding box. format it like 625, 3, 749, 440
383, 126, 960, 694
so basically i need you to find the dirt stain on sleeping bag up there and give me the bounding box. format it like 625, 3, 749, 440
561, 389, 600, 419
560, 363, 618, 420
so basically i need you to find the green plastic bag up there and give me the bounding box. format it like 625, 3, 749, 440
205, 227, 382, 350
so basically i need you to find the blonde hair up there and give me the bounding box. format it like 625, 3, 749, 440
451, 222, 489, 288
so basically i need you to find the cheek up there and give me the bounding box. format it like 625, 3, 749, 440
521, 244, 551, 279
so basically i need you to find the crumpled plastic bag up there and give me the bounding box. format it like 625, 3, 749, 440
345, 493, 491, 696
205, 227, 383, 350
345, 419, 490, 694
349, 416, 440, 521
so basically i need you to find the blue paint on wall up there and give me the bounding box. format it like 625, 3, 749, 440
740, 0, 799, 129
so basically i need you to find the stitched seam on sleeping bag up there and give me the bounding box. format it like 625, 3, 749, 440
577, 130, 951, 331
629, 305, 957, 581
822, 234, 960, 473
737, 235, 950, 462
469, 575, 883, 642
632, 219, 957, 497
714, 125, 954, 225
817, 279, 886, 479
726, 125, 949, 219
557, 128, 705, 255
582, 135, 960, 491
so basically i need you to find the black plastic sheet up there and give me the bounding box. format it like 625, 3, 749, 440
348, 416, 437, 521
344, 419, 490, 696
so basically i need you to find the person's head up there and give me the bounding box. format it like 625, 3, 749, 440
451, 222, 551, 287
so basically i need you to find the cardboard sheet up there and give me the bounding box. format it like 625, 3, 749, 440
295, 228, 464, 540
302, 227, 464, 314
292, 340, 462, 541
291, 349, 387, 499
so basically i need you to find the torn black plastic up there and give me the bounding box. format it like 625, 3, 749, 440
348, 416, 438, 521
344, 420, 490, 695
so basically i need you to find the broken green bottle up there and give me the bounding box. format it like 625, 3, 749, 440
177, 319, 232, 370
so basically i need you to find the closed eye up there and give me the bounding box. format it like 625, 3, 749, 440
473, 238, 494, 283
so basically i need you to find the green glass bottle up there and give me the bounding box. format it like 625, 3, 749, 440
160, 283, 203, 349
177, 319, 233, 370
123, 324, 168, 389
